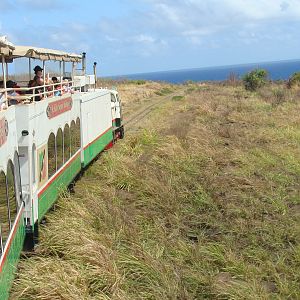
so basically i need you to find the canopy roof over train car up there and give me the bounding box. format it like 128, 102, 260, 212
0, 36, 15, 56
12, 45, 82, 62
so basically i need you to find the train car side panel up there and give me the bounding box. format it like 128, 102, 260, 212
81, 91, 113, 167
0, 107, 25, 300
37, 151, 81, 221
0, 206, 25, 300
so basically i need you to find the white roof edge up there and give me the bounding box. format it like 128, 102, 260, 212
12, 45, 82, 62
0, 36, 15, 55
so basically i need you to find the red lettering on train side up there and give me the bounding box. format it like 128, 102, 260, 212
46, 97, 73, 119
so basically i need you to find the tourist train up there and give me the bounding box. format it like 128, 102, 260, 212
0, 36, 124, 299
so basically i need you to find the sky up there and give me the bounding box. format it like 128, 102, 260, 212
0, 0, 300, 76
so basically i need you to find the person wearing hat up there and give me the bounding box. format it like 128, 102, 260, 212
33, 65, 43, 78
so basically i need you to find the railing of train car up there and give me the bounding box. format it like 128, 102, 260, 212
0, 159, 22, 256
2, 80, 80, 106
0, 75, 98, 110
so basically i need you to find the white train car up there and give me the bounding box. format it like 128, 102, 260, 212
0, 37, 26, 300
0, 37, 124, 299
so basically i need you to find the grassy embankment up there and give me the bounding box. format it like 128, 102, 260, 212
11, 81, 300, 299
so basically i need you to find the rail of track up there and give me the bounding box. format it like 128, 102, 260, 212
123, 89, 185, 131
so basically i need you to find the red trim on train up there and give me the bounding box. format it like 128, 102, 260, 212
83, 126, 112, 150
38, 151, 81, 198
39, 126, 113, 198
0, 206, 24, 273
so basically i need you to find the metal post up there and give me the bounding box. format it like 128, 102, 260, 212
6, 63, 8, 80
93, 62, 97, 91
60, 61, 63, 95
43, 61, 46, 97
82, 52, 86, 76
29, 58, 32, 80
2, 54, 8, 107
72, 62, 75, 87
63, 61, 65, 78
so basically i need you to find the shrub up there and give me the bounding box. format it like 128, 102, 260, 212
243, 69, 268, 91
172, 95, 184, 101
226, 72, 240, 86
287, 72, 300, 89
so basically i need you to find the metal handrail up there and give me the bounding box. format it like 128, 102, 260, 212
1, 80, 79, 105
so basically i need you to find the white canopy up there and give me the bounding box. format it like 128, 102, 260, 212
0, 36, 15, 56
12, 45, 82, 62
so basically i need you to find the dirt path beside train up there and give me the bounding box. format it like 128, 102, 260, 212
123, 88, 186, 132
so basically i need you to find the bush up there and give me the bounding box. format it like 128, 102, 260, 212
243, 69, 268, 91
287, 72, 300, 89
172, 95, 184, 101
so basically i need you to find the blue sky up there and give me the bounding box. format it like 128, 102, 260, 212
1, 0, 300, 76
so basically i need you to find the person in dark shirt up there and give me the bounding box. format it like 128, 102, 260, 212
33, 65, 43, 78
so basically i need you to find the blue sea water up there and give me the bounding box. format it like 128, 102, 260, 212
114, 60, 300, 84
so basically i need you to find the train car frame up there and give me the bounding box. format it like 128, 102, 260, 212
0, 36, 123, 299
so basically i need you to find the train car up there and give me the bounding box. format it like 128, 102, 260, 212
0, 37, 123, 299
0, 37, 26, 300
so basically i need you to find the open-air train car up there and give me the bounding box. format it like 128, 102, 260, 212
0, 36, 124, 299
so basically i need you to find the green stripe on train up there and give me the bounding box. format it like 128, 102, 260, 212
0, 218, 25, 300
83, 129, 113, 167
38, 155, 81, 221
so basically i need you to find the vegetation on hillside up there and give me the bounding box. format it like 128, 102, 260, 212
287, 72, 300, 89
243, 69, 268, 91
11, 82, 300, 299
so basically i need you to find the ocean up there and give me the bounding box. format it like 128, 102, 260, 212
113, 60, 300, 84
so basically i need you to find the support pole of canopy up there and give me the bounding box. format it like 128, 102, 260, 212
43, 60, 46, 97
5, 62, 8, 81
63, 61, 65, 78
59, 61, 63, 95
72, 62, 75, 88
2, 54, 8, 107
29, 58, 32, 81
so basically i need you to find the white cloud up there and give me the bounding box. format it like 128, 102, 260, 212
134, 34, 156, 43
16, 0, 62, 10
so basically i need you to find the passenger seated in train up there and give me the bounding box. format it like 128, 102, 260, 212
51, 76, 61, 96
28, 76, 44, 102
33, 65, 43, 78
0, 81, 5, 110
62, 79, 74, 94
6, 80, 21, 105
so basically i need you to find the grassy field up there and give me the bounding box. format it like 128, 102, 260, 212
11, 82, 300, 299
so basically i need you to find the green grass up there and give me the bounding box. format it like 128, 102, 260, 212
11, 84, 300, 299
172, 95, 185, 101
155, 87, 173, 96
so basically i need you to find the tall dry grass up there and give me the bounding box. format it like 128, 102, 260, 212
10, 83, 300, 299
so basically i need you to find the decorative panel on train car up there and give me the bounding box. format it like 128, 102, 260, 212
46, 96, 73, 119
37, 144, 48, 189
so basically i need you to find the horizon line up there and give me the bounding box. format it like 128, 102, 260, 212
106, 58, 300, 78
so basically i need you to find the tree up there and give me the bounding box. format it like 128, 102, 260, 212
287, 72, 300, 89
243, 69, 268, 91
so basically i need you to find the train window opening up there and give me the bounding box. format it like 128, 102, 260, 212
75, 118, 81, 152
7, 160, 17, 227
32, 144, 36, 184
48, 133, 56, 178
111, 94, 116, 102
56, 128, 63, 169
0, 171, 9, 251
64, 124, 71, 162
14, 152, 22, 206
70, 120, 76, 156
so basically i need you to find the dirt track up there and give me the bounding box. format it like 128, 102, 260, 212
123, 89, 185, 132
